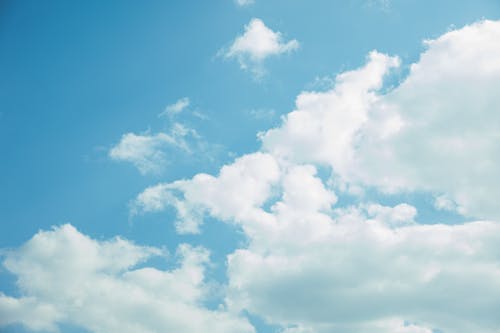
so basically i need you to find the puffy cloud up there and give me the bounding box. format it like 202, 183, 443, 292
261, 20, 500, 221
109, 123, 200, 175
0, 294, 61, 332
132, 152, 280, 234
0, 224, 254, 333
350, 20, 500, 220
223, 18, 299, 76
226, 210, 500, 333
109, 132, 174, 175
366, 203, 417, 227
226, 21, 500, 330
260, 50, 401, 176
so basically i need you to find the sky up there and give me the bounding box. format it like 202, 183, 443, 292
1, 1, 500, 332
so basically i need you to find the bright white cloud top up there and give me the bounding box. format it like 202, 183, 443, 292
2, 17, 500, 333
223, 18, 299, 76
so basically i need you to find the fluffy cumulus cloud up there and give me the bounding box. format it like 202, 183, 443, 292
130, 20, 500, 333
227, 210, 500, 333
260, 50, 401, 176
109, 123, 200, 175
351, 20, 500, 220
261, 19, 500, 221
0, 225, 254, 333
133, 155, 500, 332
133, 158, 500, 333
132, 152, 281, 234
0, 294, 61, 331
223, 18, 299, 76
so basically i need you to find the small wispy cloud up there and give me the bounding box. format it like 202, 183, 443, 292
109, 123, 199, 175
247, 108, 276, 120
159, 97, 190, 118
110, 98, 221, 175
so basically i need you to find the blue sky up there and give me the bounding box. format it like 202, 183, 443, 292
1, 1, 500, 333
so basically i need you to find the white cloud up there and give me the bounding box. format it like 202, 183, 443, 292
131, 19, 500, 333
366, 203, 417, 227
226, 208, 500, 333
0, 294, 61, 332
5, 17, 491, 333
109, 132, 172, 175
259, 50, 401, 174
260, 20, 500, 221
132, 152, 281, 234
223, 18, 299, 76
109, 123, 200, 175
347, 20, 500, 220
159, 97, 190, 118
137, 155, 500, 332
247, 48, 396, 204
235, 0, 254, 6
0, 224, 254, 333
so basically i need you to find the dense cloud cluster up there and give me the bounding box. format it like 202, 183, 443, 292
0, 225, 253, 333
